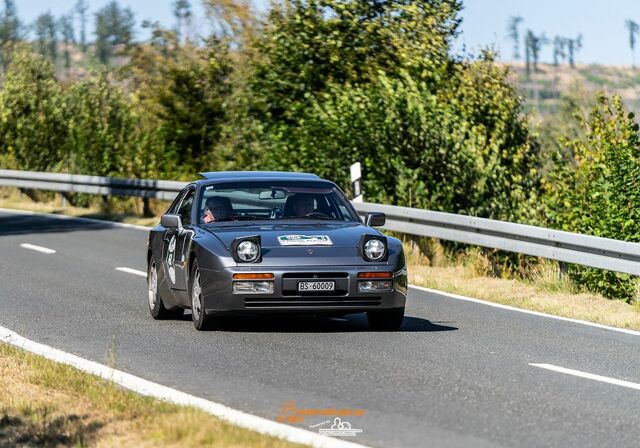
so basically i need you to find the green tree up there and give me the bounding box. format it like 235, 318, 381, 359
33, 12, 58, 62
124, 25, 232, 178
0, 0, 22, 69
507, 15, 523, 60
59, 13, 75, 71
625, 19, 638, 68
173, 0, 192, 44
95, 1, 135, 64
0, 0, 19, 39
566, 34, 582, 68
544, 94, 640, 300
0, 47, 66, 171
525, 30, 548, 74
238, 1, 540, 223
63, 72, 142, 177
552, 36, 565, 66
75, 0, 89, 53
279, 57, 540, 221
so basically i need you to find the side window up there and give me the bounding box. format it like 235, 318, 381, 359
177, 189, 195, 226
168, 190, 186, 215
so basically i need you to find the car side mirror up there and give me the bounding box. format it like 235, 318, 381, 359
161, 214, 182, 229
365, 212, 386, 227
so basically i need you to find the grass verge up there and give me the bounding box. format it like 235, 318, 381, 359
0, 343, 303, 448
0, 187, 165, 227
405, 241, 640, 331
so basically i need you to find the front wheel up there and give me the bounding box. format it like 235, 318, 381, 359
367, 307, 404, 331
190, 259, 214, 331
148, 256, 183, 320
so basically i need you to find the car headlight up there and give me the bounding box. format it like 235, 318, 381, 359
364, 238, 386, 261
237, 240, 259, 262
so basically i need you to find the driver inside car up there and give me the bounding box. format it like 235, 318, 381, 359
203, 196, 232, 223
288, 193, 316, 217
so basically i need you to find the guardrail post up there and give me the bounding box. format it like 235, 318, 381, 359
143, 197, 152, 217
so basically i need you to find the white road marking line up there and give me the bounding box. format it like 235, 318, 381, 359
529, 363, 640, 391
4, 208, 640, 338
0, 326, 368, 448
411, 285, 640, 337
20, 243, 56, 254
116, 267, 147, 278
0, 207, 153, 231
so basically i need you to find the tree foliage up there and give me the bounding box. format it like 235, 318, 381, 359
124, 24, 233, 178
0, 48, 66, 171
33, 12, 58, 62
75, 0, 89, 53
95, 1, 136, 64
242, 0, 539, 222
0, 47, 144, 179
63, 72, 142, 177
544, 94, 640, 300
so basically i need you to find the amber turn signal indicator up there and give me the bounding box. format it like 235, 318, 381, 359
232, 273, 275, 280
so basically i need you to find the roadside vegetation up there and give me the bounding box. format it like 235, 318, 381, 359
0, 0, 638, 301
0, 342, 303, 448
404, 239, 640, 330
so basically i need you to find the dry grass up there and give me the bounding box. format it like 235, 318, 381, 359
0, 187, 165, 227
405, 240, 640, 330
0, 343, 304, 448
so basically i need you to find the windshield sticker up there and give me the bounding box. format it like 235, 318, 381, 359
278, 235, 333, 246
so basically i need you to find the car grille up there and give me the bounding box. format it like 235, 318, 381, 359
244, 297, 382, 308
282, 272, 349, 278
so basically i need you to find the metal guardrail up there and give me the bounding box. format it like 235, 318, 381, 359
0, 169, 186, 201
354, 203, 640, 276
1, 169, 639, 276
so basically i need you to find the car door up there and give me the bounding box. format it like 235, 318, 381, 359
173, 186, 196, 292
162, 186, 195, 292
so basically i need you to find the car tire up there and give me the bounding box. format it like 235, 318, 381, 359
367, 307, 404, 331
190, 259, 214, 331
148, 256, 184, 320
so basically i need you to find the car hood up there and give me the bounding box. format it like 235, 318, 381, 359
205, 221, 378, 249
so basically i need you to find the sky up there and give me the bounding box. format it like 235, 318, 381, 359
16, 0, 640, 66
18, 0, 210, 40
459, 0, 640, 66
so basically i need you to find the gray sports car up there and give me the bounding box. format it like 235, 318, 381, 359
146, 171, 407, 331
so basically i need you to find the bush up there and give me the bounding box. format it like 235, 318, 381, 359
544, 94, 640, 300
0, 47, 66, 172
64, 72, 142, 178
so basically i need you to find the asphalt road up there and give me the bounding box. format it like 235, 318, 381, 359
1, 210, 640, 448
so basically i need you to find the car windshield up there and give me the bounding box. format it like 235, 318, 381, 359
198, 181, 359, 224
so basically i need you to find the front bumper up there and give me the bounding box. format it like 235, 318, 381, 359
199, 265, 408, 315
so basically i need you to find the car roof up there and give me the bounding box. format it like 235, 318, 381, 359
198, 171, 322, 182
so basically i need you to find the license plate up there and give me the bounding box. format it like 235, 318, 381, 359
298, 281, 335, 292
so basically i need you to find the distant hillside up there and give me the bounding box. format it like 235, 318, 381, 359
507, 62, 640, 117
